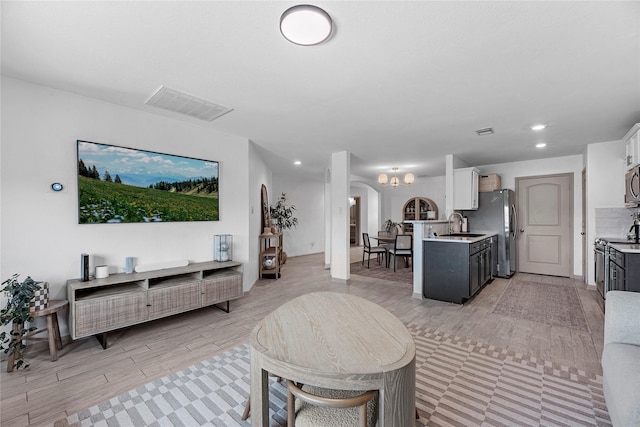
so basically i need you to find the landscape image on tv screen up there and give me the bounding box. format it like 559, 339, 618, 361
77, 140, 219, 224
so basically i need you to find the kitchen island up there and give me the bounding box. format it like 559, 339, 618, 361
423, 233, 497, 303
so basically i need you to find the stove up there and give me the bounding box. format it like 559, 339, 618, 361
594, 237, 635, 312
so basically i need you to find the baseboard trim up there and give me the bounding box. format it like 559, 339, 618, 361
330, 277, 350, 285
412, 292, 424, 300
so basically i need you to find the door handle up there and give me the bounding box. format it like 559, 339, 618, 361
581, 232, 586, 235
519, 229, 525, 233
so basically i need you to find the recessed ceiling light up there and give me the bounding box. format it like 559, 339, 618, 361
531, 124, 547, 131
535, 142, 547, 149
280, 5, 333, 46
294, 160, 302, 166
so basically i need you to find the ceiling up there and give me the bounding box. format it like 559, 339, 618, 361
2, 1, 639, 180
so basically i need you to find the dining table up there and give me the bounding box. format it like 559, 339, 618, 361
370, 235, 397, 245
249, 291, 416, 427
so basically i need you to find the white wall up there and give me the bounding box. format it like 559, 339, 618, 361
248, 141, 272, 287
585, 140, 626, 284
477, 155, 584, 277
272, 175, 325, 257
349, 181, 380, 244
381, 175, 446, 223
1, 77, 254, 337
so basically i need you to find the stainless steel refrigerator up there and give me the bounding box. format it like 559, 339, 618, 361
463, 189, 517, 278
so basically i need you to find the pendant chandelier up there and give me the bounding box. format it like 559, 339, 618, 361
378, 167, 414, 187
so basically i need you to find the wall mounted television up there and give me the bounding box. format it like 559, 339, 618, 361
77, 140, 219, 224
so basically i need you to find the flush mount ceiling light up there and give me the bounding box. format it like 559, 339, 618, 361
531, 124, 547, 131
535, 142, 547, 149
294, 160, 302, 166
378, 167, 414, 188
280, 4, 333, 46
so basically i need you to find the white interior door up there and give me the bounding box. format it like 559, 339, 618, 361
517, 174, 573, 277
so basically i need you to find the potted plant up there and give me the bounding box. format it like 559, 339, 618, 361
269, 193, 299, 264
1, 274, 41, 371
383, 219, 401, 234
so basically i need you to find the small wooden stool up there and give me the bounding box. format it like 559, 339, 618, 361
6, 300, 68, 372
30, 300, 68, 361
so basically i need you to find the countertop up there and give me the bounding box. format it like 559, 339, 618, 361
609, 242, 640, 253
424, 233, 497, 243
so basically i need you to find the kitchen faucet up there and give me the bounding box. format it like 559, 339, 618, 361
448, 212, 464, 234
630, 212, 640, 242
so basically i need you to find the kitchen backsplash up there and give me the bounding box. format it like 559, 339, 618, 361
596, 207, 640, 238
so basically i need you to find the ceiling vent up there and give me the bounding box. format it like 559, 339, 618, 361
145, 86, 233, 122
475, 127, 494, 136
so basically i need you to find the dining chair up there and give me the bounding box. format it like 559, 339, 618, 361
362, 233, 386, 268
287, 380, 378, 427
241, 375, 282, 420
387, 234, 413, 272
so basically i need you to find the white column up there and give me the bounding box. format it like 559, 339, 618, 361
324, 167, 331, 269
412, 221, 425, 299
330, 151, 350, 283
445, 154, 455, 218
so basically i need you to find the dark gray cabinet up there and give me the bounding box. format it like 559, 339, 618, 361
423, 236, 493, 304
608, 247, 640, 293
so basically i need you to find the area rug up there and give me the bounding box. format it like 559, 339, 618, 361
57, 326, 610, 426
492, 279, 590, 332
350, 260, 412, 284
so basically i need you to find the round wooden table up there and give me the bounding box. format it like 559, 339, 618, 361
250, 292, 416, 427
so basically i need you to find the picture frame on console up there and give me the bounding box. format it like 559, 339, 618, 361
77, 140, 219, 224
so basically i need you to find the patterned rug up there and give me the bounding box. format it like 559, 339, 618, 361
492, 280, 590, 332
350, 259, 412, 284
57, 327, 610, 426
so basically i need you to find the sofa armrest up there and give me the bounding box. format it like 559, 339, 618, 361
604, 291, 640, 347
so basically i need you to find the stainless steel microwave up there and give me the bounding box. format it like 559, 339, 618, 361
625, 166, 640, 206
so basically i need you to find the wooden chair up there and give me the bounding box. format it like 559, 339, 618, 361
241, 375, 282, 420
287, 381, 378, 427
362, 233, 386, 268
387, 234, 413, 272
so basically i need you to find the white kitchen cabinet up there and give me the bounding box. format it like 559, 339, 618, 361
454, 167, 480, 210
624, 123, 640, 170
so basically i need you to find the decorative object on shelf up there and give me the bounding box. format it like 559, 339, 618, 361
134, 259, 189, 273
378, 167, 414, 188
262, 256, 276, 270
81, 253, 90, 282
124, 257, 135, 274
29, 281, 49, 311
280, 4, 333, 46
214, 234, 233, 262
1, 274, 42, 371
95, 265, 109, 279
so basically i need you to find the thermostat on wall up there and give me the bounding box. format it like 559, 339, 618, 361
51, 183, 64, 192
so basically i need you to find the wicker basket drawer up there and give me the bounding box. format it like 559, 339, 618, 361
75, 289, 147, 337
202, 272, 242, 305
148, 280, 201, 319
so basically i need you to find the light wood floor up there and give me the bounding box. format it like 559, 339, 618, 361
0, 247, 605, 426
